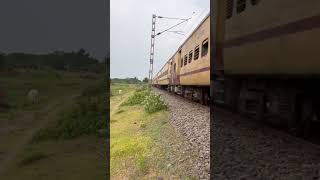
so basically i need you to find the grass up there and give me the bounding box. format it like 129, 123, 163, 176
121, 87, 167, 114
111, 83, 136, 97
0, 70, 89, 120
0, 70, 107, 180
110, 83, 196, 179
31, 79, 107, 142
3, 136, 107, 180
121, 90, 150, 106
142, 93, 167, 114
19, 152, 49, 166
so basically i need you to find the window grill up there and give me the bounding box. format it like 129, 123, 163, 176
237, 0, 246, 14
227, 0, 234, 19
201, 39, 209, 57
251, 0, 260, 6
194, 45, 200, 60
189, 50, 193, 63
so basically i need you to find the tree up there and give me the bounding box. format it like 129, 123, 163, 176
143, 77, 149, 83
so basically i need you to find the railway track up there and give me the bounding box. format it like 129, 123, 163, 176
155, 87, 320, 179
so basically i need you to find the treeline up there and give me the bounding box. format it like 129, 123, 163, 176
0, 49, 108, 73
111, 77, 145, 84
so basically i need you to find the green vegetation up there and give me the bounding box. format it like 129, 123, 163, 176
111, 83, 195, 179
0, 49, 107, 73
121, 87, 167, 114
110, 83, 136, 96
0, 70, 107, 180
111, 77, 142, 84
0, 70, 82, 119
4, 137, 106, 180
32, 79, 107, 142
121, 90, 150, 106
142, 93, 167, 114
19, 152, 49, 166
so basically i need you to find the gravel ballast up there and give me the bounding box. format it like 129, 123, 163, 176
154, 87, 320, 180
212, 108, 320, 180
154, 88, 210, 179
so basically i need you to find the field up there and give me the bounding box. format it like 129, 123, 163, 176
0, 70, 107, 179
110, 83, 197, 179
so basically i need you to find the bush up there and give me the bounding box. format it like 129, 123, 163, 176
142, 93, 167, 114
32, 80, 107, 142
136, 85, 148, 92
121, 90, 150, 106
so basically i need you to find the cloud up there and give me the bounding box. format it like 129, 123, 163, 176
0, 0, 108, 60
111, 0, 209, 79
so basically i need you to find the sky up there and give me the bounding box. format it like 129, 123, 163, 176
111, 0, 209, 79
0, 0, 108, 61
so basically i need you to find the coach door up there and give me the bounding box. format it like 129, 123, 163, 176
170, 59, 175, 84
173, 50, 182, 84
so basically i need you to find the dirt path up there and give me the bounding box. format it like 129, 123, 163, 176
0, 94, 79, 176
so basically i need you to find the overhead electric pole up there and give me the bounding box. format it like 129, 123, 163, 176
149, 14, 156, 87
148, 14, 192, 88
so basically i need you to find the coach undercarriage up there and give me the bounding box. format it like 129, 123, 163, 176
215, 76, 320, 138
166, 85, 210, 105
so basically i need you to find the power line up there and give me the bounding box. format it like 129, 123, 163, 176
155, 18, 190, 36
167, 31, 186, 36
148, 13, 193, 87
157, 16, 189, 21
179, 9, 209, 44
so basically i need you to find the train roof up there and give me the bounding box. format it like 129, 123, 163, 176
154, 13, 210, 78
173, 13, 210, 58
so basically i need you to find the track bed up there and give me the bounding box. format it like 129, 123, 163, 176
212, 107, 320, 180
153, 88, 210, 179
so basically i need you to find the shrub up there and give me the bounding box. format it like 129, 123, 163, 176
121, 90, 150, 106
136, 85, 148, 92
142, 93, 167, 114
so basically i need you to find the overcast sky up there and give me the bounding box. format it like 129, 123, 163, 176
111, 0, 209, 79
0, 0, 108, 60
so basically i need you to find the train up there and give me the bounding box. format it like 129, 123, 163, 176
153, 0, 320, 138
152, 14, 210, 105
212, 0, 320, 138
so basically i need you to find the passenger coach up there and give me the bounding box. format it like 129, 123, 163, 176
212, 0, 320, 137
153, 14, 210, 105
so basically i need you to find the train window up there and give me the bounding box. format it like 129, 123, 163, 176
194, 45, 199, 60
189, 51, 193, 63
181, 58, 183, 67
251, 0, 260, 5
184, 55, 187, 66
226, 0, 234, 19
201, 39, 209, 57
237, 0, 246, 13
